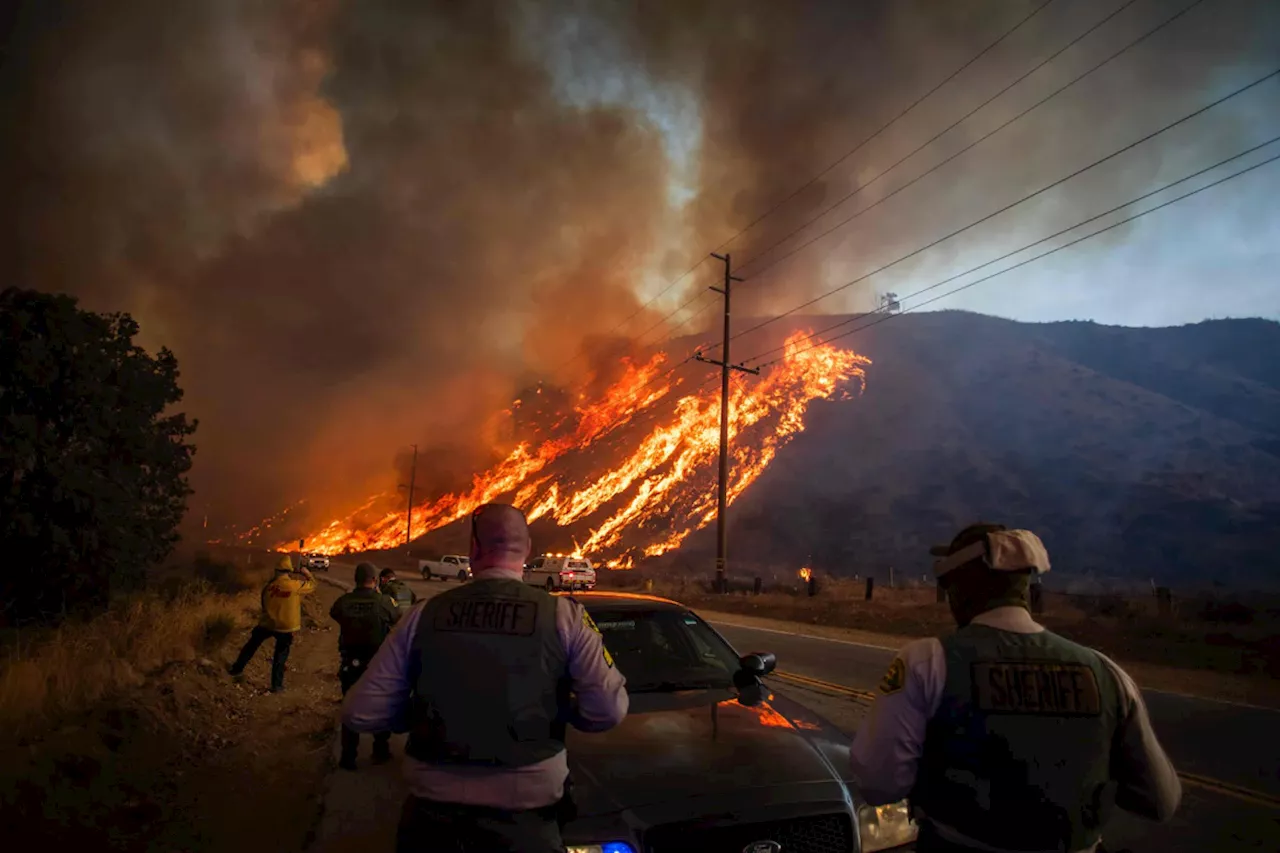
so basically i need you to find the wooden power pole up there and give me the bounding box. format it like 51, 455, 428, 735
404, 443, 418, 547
695, 253, 759, 593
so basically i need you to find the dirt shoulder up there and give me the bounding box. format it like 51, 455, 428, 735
0, 583, 345, 852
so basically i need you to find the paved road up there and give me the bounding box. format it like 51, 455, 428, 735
309, 572, 1279, 851
713, 619, 1280, 853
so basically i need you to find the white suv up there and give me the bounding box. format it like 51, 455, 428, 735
525, 555, 596, 591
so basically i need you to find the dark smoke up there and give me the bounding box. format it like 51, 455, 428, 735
1, 0, 1274, 536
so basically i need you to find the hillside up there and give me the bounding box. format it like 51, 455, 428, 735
334, 311, 1280, 592
695, 312, 1280, 592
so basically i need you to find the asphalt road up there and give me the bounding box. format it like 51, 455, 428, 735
309, 571, 1279, 851
712, 619, 1280, 853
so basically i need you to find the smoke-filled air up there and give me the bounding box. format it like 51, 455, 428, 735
3, 0, 1276, 554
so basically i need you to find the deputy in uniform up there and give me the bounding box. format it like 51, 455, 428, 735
330, 562, 400, 770
342, 503, 628, 853
379, 567, 417, 618
850, 523, 1181, 853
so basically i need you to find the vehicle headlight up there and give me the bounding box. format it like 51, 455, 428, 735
858, 801, 918, 852
565, 844, 636, 853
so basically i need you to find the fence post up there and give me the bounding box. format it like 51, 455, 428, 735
753, 576, 763, 596
1156, 587, 1173, 618
643, 578, 654, 593
807, 576, 818, 597
1030, 583, 1044, 615
865, 577, 875, 600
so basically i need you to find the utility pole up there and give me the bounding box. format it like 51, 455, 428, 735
403, 444, 418, 548
694, 252, 759, 594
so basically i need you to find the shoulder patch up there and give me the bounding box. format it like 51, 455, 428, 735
582, 608, 601, 635
878, 657, 907, 695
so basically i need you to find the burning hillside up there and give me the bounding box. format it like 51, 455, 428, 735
259, 332, 870, 565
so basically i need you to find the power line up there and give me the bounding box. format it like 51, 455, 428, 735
742, 134, 1280, 366
541, 0, 1056, 376
708, 0, 1055, 259
749, 146, 1280, 368
717, 56, 1276, 354
729, 0, 1154, 284
699, 0, 1191, 354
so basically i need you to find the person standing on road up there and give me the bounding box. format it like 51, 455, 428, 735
227, 554, 317, 693
850, 523, 1181, 853
379, 567, 417, 619
342, 502, 629, 853
330, 562, 401, 769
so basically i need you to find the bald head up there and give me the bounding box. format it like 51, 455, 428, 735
469, 503, 532, 572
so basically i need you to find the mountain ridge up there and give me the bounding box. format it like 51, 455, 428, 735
400, 311, 1280, 591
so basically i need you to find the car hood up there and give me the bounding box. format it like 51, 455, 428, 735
565, 687, 852, 817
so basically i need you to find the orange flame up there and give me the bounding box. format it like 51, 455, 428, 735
799, 567, 812, 583
269, 333, 870, 561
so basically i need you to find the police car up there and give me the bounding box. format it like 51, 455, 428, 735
556, 591, 918, 853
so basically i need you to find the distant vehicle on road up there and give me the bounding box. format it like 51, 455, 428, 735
303, 553, 330, 571
555, 591, 918, 853
419, 555, 471, 582
525, 553, 596, 590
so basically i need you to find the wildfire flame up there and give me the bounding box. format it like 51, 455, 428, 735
799, 567, 812, 583
267, 332, 870, 563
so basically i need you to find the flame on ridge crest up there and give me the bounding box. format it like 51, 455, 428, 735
267, 333, 870, 563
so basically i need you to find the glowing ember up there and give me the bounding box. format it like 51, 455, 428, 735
799, 567, 812, 583
266, 333, 870, 562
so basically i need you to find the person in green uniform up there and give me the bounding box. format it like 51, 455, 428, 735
378, 567, 417, 618
329, 562, 400, 770
850, 524, 1181, 853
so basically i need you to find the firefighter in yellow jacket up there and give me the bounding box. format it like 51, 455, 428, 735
228, 554, 317, 693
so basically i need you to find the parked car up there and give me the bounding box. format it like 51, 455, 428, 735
303, 553, 330, 571
557, 591, 918, 853
419, 555, 472, 582
525, 554, 596, 590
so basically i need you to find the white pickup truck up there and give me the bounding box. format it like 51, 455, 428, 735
419, 555, 472, 582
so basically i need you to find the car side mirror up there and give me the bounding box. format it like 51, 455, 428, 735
739, 652, 776, 677
737, 681, 766, 708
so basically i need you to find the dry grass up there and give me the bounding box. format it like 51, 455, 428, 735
0, 565, 342, 852
0, 555, 272, 735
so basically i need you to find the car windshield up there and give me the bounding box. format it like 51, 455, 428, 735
585, 606, 741, 693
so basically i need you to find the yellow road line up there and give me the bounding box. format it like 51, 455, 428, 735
769, 671, 1280, 812
1178, 772, 1280, 810
771, 670, 876, 702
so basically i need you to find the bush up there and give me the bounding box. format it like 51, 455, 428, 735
0, 289, 198, 624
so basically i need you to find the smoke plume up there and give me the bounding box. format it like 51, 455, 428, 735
1, 0, 1274, 535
